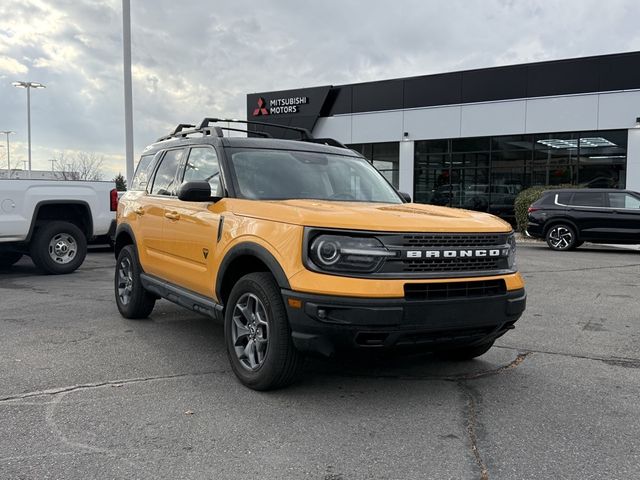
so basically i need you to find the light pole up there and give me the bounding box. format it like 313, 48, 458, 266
122, 0, 134, 187
12, 81, 46, 179
0, 131, 15, 178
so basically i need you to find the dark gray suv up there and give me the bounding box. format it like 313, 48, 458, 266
526, 189, 640, 250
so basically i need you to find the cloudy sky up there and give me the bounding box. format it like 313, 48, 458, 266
0, 0, 639, 179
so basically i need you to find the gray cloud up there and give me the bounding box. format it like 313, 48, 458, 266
0, 0, 638, 177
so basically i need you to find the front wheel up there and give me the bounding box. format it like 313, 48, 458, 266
30, 221, 87, 274
546, 224, 578, 251
224, 272, 305, 390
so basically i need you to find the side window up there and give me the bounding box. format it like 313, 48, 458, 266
609, 192, 640, 209
150, 149, 185, 196
570, 192, 605, 207
130, 154, 157, 191
555, 192, 572, 205
182, 147, 221, 195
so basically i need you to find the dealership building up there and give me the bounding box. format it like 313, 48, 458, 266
247, 51, 640, 217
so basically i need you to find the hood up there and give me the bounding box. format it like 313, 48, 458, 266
226, 199, 512, 233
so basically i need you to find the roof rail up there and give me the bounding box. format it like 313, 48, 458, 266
304, 138, 347, 148
197, 118, 313, 140
212, 126, 273, 138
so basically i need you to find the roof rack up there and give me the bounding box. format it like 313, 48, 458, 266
155, 118, 346, 148
198, 118, 313, 140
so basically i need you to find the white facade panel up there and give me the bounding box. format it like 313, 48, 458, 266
402, 106, 461, 140
525, 95, 599, 133
312, 116, 352, 143
460, 100, 527, 137
351, 111, 403, 143
398, 140, 414, 194
597, 91, 640, 130
626, 128, 640, 191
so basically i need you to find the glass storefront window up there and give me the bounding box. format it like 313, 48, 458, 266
348, 142, 399, 188
414, 129, 628, 220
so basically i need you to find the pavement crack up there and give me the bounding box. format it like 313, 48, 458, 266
317, 351, 533, 383
522, 263, 640, 274
0, 370, 223, 403
495, 345, 640, 369
459, 383, 489, 480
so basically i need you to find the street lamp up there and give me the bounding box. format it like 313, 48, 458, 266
0, 131, 15, 178
12, 81, 46, 178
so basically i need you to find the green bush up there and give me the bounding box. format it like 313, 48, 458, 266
514, 184, 575, 233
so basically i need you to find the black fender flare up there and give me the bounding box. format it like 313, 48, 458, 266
215, 242, 291, 301
114, 223, 138, 258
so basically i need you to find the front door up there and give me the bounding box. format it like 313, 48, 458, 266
606, 191, 640, 242
161, 146, 223, 296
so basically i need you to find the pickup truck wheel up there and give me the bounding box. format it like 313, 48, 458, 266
114, 245, 156, 319
30, 221, 87, 274
0, 252, 23, 269
439, 341, 495, 361
225, 272, 305, 390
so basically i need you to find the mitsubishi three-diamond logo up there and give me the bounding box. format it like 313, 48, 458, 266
253, 97, 269, 116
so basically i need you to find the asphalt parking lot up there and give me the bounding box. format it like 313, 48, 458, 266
1, 243, 639, 479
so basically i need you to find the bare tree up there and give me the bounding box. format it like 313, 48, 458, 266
53, 151, 105, 181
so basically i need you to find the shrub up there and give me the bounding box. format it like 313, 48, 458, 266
514, 184, 575, 233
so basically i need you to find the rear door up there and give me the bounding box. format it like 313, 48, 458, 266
606, 192, 640, 242
141, 148, 186, 279
568, 191, 610, 241
160, 146, 223, 296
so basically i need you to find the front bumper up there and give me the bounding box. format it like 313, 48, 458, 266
283, 288, 526, 357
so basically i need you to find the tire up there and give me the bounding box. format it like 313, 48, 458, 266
0, 252, 23, 269
114, 245, 156, 319
224, 272, 305, 390
545, 223, 578, 251
439, 341, 495, 361
30, 221, 87, 274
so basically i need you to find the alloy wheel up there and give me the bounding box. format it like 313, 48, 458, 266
548, 226, 573, 250
231, 293, 270, 371
117, 257, 133, 305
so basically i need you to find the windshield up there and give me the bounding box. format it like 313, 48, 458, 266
227, 149, 402, 203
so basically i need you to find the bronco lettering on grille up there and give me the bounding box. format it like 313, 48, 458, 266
405, 249, 506, 259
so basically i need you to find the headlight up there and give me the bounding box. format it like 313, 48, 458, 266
308, 234, 395, 273
507, 233, 517, 269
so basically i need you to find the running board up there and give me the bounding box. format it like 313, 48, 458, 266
140, 274, 224, 321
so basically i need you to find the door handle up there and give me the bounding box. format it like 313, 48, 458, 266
134, 207, 145, 216
164, 211, 180, 220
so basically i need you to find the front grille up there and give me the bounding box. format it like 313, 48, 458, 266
401, 257, 504, 273
375, 232, 512, 277
404, 279, 506, 300
401, 233, 507, 248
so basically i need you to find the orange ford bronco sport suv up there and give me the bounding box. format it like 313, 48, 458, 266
114, 118, 526, 390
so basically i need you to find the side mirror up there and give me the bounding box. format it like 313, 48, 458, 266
177, 181, 214, 202
398, 191, 412, 203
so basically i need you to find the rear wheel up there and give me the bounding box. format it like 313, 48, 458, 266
30, 221, 87, 274
224, 272, 305, 390
546, 223, 578, 251
114, 245, 156, 319
439, 341, 495, 361
0, 252, 23, 269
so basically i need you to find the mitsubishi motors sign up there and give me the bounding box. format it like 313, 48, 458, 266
246, 86, 330, 138
252, 96, 309, 116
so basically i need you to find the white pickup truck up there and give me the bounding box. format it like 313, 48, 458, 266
0, 179, 117, 274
